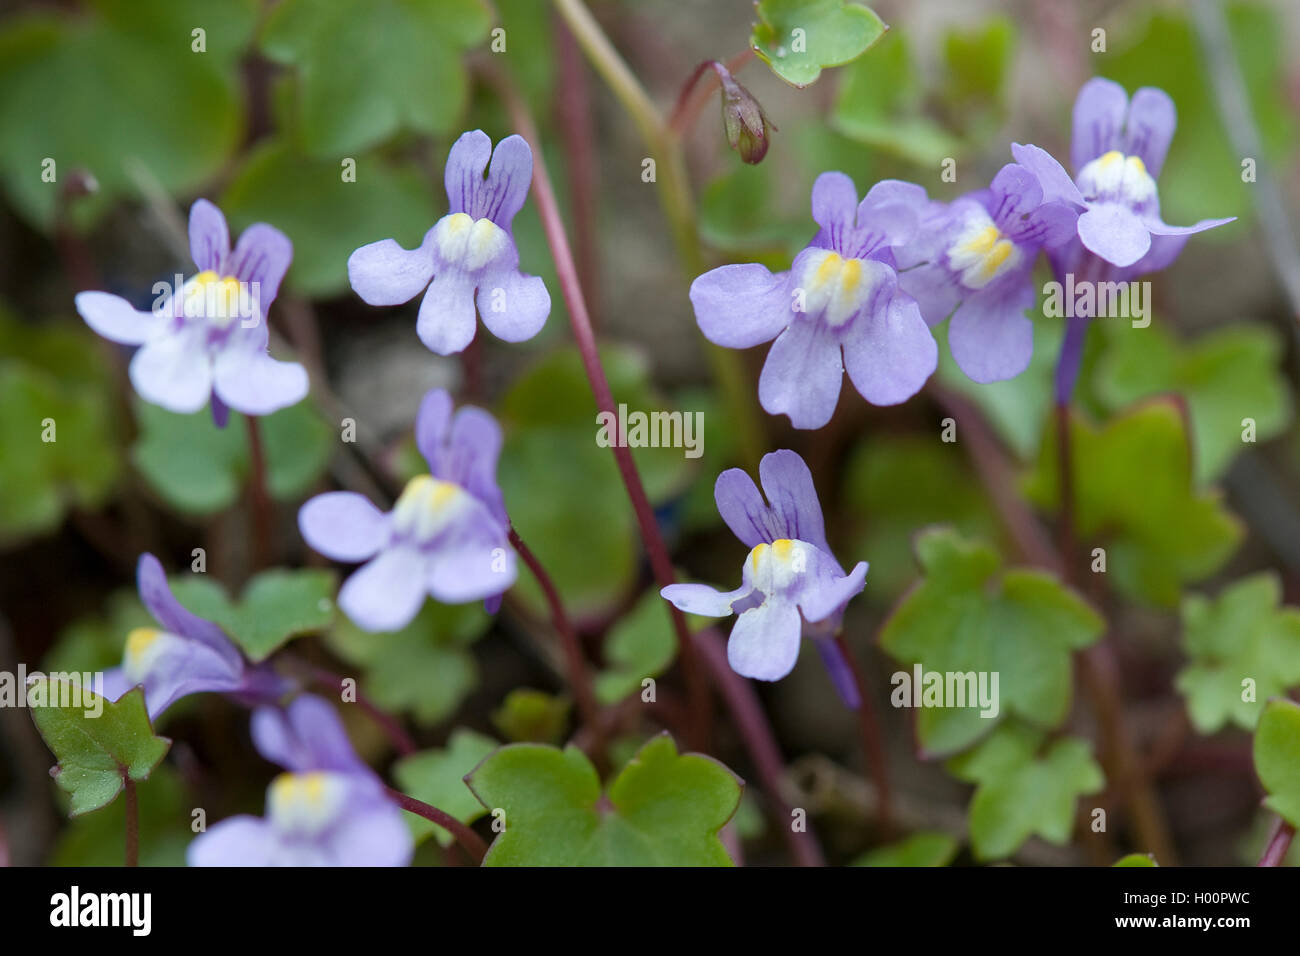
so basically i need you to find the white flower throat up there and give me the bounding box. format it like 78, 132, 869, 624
795, 250, 883, 328
746, 539, 807, 594
947, 212, 1022, 289
390, 475, 471, 544
1075, 150, 1158, 210
432, 212, 511, 273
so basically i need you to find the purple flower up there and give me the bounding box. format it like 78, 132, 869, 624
897, 164, 1078, 383
298, 387, 516, 633
661, 450, 867, 688
690, 173, 938, 429
1012, 78, 1233, 271
188, 695, 412, 866
75, 200, 308, 421
347, 130, 551, 355
100, 554, 287, 721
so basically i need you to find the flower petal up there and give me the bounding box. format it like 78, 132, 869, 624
1071, 77, 1129, 171
726, 599, 802, 681
188, 817, 278, 867
126, 630, 246, 720
714, 467, 771, 549
1144, 216, 1235, 237
338, 547, 428, 633
810, 171, 858, 230
1011, 143, 1085, 207
798, 559, 868, 623
298, 492, 389, 563
660, 582, 748, 617
348, 234, 435, 306
841, 294, 936, 406
476, 133, 533, 230
128, 329, 212, 413
427, 540, 515, 604
329, 801, 413, 866
189, 199, 230, 273
690, 263, 791, 349
1077, 202, 1151, 267
947, 281, 1035, 383
1123, 87, 1176, 178
415, 273, 477, 355
477, 269, 549, 343
444, 130, 493, 215
212, 351, 309, 416
251, 695, 372, 775
75, 291, 165, 345
758, 449, 831, 555
758, 320, 844, 429
137, 553, 240, 665
227, 224, 292, 316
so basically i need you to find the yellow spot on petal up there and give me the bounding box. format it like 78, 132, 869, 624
125, 628, 160, 664
1099, 150, 1123, 167
772, 538, 796, 561
813, 252, 843, 290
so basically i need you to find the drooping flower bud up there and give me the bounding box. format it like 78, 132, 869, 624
716, 66, 775, 164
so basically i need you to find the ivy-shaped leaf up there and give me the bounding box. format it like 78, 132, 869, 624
1176, 573, 1300, 733
260, 0, 490, 157
28, 681, 170, 817
1114, 853, 1158, 867
946, 722, 1103, 861
491, 689, 571, 746
751, 0, 888, 88
326, 600, 490, 726
1253, 698, 1300, 829
879, 528, 1103, 756
595, 589, 679, 706
1022, 400, 1243, 607
50, 765, 190, 866
466, 733, 742, 866
393, 729, 498, 847
1095, 321, 1291, 483
169, 568, 337, 662
131, 398, 332, 516
852, 832, 960, 867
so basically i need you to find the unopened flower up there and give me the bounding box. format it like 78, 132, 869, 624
897, 163, 1078, 383
718, 67, 775, 164
661, 450, 867, 687
348, 130, 551, 355
75, 200, 308, 422
690, 173, 936, 429
100, 554, 287, 721
1012, 78, 1233, 272
188, 695, 412, 866
298, 388, 516, 632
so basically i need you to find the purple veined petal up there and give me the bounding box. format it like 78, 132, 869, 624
338, 546, 429, 633
328, 801, 414, 866
348, 233, 436, 306
1144, 215, 1235, 237
714, 467, 772, 549
726, 598, 803, 681
947, 280, 1035, 383
448, 407, 508, 527
211, 351, 309, 417
226, 224, 292, 316
75, 291, 166, 345
1123, 87, 1177, 178
798, 559, 868, 624
1077, 202, 1151, 267
986, 163, 1044, 226
474, 133, 533, 231
809, 170, 859, 230
137, 553, 241, 667
758, 320, 844, 429
1010, 143, 1085, 208
415, 272, 477, 355
188, 816, 278, 867
128, 326, 213, 413
690, 263, 792, 349
757, 449, 832, 556
444, 130, 494, 217
841, 293, 937, 406
298, 492, 389, 563
476, 269, 550, 343
124, 630, 246, 720
251, 694, 372, 776
189, 199, 230, 273
427, 539, 516, 604
1071, 77, 1129, 171
898, 259, 962, 327
661, 581, 749, 617
1011, 200, 1080, 250
855, 179, 927, 249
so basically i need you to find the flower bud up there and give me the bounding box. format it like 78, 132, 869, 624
718, 71, 775, 164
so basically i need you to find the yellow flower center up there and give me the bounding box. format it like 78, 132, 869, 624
390, 475, 469, 543
433, 212, 511, 272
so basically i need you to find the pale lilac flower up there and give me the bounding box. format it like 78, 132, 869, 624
298, 388, 516, 633
347, 130, 551, 355
661, 450, 867, 693
1011, 78, 1233, 271
75, 200, 308, 423
690, 173, 937, 429
897, 164, 1078, 383
188, 695, 412, 867
100, 554, 286, 721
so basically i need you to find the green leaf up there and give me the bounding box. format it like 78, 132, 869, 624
261, 0, 490, 157
1253, 698, 1300, 829
221, 138, 440, 297
1022, 400, 1243, 607
0, 0, 255, 231
751, 0, 887, 88
393, 729, 498, 846
466, 733, 742, 866
1114, 853, 1158, 867
326, 600, 489, 726
29, 682, 170, 817
595, 590, 679, 706
168, 568, 337, 662
1095, 322, 1291, 483
947, 722, 1103, 861
498, 346, 693, 618
1176, 573, 1300, 733
491, 689, 570, 745
852, 831, 960, 867
131, 398, 332, 516
50, 764, 191, 866
831, 31, 962, 166
843, 435, 999, 599
879, 528, 1103, 755
938, 17, 1016, 138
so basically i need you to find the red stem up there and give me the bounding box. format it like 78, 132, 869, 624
669, 49, 756, 136
310, 665, 417, 756
385, 787, 488, 864
833, 634, 893, 834
245, 415, 274, 569
1259, 816, 1295, 867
